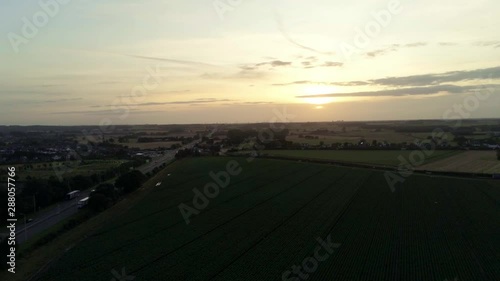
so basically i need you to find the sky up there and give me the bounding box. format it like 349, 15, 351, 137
1, 0, 499, 125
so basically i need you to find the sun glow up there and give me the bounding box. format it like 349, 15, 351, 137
303, 96, 336, 105
301, 86, 337, 105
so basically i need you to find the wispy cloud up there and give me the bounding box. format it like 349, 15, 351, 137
255, 60, 292, 67
303, 61, 344, 69
369, 66, 500, 87
39, 84, 67, 88
119, 54, 219, 68
272, 80, 367, 87
274, 66, 500, 88
366, 48, 395, 58
201, 65, 270, 80
364, 42, 429, 58
322, 61, 343, 67
296, 84, 500, 98
273, 11, 335, 56
237, 101, 275, 105
25, 98, 83, 104
52, 109, 166, 115
119, 90, 191, 98
130, 99, 234, 106
473, 41, 500, 47
439, 42, 458, 46
404, 42, 428, 47
90, 98, 234, 108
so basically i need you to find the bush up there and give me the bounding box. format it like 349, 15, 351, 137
115, 170, 146, 193
70, 175, 93, 191
88, 194, 110, 212
94, 183, 118, 203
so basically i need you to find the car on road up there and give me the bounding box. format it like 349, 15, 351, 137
78, 197, 90, 209
66, 190, 81, 200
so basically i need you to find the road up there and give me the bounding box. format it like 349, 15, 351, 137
137, 150, 177, 174
15, 190, 92, 244
12, 140, 201, 244
12, 153, 169, 245
137, 140, 199, 174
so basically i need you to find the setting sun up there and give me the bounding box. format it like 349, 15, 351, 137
303, 96, 337, 105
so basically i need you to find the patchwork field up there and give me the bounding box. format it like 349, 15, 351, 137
418, 150, 500, 174
286, 130, 456, 146
258, 150, 462, 167
38, 158, 500, 281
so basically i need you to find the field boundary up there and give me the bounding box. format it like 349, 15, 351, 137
230, 154, 498, 180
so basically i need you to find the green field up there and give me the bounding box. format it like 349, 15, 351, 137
38, 157, 500, 281
3, 160, 130, 180
256, 150, 463, 167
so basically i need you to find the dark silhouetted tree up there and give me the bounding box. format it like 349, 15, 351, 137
88, 193, 109, 212
94, 183, 118, 203
70, 175, 93, 191
115, 171, 146, 193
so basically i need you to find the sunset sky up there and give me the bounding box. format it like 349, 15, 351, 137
1, 0, 499, 125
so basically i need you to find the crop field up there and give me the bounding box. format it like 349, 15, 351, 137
38, 158, 500, 281
286, 127, 457, 146
258, 150, 462, 167
418, 150, 500, 174
286, 132, 429, 146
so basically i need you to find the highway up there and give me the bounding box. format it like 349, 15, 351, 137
137, 140, 199, 174
12, 140, 200, 244
137, 150, 177, 174
15, 190, 92, 244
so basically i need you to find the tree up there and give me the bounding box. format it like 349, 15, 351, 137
115, 170, 146, 193
22, 178, 52, 211
226, 129, 258, 145
227, 129, 246, 145
273, 129, 289, 142
454, 135, 468, 146
88, 193, 109, 212
94, 183, 118, 203
70, 175, 93, 191
47, 176, 67, 202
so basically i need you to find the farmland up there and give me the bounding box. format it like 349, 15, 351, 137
417, 150, 500, 174
255, 150, 462, 167
38, 157, 500, 281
